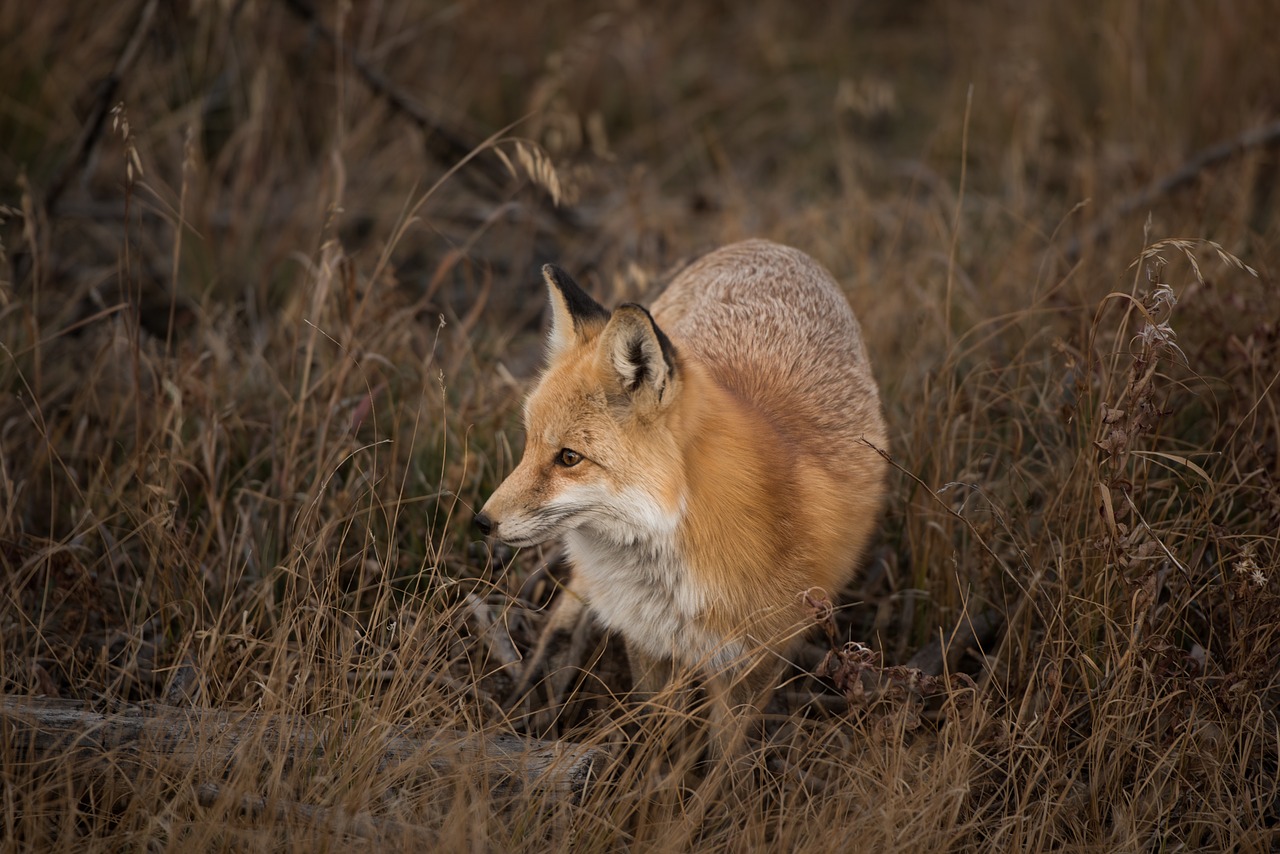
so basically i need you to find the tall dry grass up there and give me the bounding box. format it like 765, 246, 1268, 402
2, 0, 1278, 850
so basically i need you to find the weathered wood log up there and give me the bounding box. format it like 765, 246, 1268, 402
0, 695, 611, 803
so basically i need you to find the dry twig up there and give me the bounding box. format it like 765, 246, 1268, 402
1065, 119, 1280, 261
44, 0, 158, 213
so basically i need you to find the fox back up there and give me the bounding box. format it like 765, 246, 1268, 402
652, 240, 885, 479
478, 239, 887, 708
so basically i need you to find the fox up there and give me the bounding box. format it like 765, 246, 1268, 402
475, 239, 888, 752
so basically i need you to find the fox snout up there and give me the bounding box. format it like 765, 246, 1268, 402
472, 476, 555, 548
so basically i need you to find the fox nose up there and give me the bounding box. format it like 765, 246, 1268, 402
473, 511, 494, 537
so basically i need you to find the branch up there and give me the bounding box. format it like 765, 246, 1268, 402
1065, 118, 1280, 262
278, 0, 578, 226
44, 0, 158, 213
279, 0, 482, 174
1, 695, 610, 803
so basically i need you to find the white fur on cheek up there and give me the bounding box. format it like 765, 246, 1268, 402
492, 482, 593, 547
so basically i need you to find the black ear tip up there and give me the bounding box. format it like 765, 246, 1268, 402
543, 264, 577, 288
544, 262, 611, 325
542, 264, 574, 293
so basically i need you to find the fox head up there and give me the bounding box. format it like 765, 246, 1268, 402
474, 265, 686, 548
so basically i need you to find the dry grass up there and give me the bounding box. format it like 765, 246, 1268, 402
2, 0, 1279, 850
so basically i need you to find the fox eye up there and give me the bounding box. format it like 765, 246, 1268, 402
556, 448, 583, 467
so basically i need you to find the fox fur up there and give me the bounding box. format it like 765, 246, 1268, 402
477, 239, 888, 744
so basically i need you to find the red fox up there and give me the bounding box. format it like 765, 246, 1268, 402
475, 239, 888, 749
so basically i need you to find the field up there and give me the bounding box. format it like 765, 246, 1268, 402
2, 1, 1279, 850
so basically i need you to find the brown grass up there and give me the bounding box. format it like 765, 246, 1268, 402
2, 0, 1278, 850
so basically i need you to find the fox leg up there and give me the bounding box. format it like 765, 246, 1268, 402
705, 654, 781, 761
505, 577, 588, 709
625, 642, 704, 785
656, 654, 780, 827
625, 643, 674, 700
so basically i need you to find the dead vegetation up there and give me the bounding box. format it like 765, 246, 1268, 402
1, 0, 1278, 850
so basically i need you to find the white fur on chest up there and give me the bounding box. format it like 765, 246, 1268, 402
562, 489, 735, 668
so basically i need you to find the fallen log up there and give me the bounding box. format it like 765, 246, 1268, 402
0, 695, 610, 804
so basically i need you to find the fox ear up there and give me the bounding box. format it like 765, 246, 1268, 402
599, 303, 678, 403
543, 264, 610, 359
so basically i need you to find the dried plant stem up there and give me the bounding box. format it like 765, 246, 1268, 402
944, 83, 974, 345
196, 783, 407, 843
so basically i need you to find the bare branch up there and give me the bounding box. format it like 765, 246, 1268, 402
1065, 119, 1280, 262
2, 695, 611, 804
